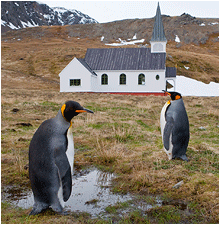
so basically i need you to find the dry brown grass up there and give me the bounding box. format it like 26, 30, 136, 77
166, 42, 219, 83
1, 87, 219, 223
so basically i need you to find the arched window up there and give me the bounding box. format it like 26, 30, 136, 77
156, 74, 160, 80
120, 74, 126, 85
101, 74, 108, 85
138, 73, 145, 85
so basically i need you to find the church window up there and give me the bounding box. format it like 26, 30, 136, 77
156, 75, 160, 80
138, 74, 145, 85
101, 74, 108, 85
70, 79, 81, 86
120, 74, 126, 85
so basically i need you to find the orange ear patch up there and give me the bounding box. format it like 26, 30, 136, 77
61, 104, 66, 117
175, 95, 181, 100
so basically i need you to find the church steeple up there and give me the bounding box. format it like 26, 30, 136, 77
150, 2, 167, 53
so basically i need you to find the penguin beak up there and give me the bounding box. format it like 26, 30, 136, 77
75, 108, 94, 114
162, 90, 171, 96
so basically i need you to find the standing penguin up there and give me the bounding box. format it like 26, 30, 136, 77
160, 91, 189, 161
29, 101, 93, 215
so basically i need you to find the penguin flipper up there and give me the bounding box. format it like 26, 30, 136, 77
163, 116, 174, 150
54, 147, 72, 202
62, 167, 72, 202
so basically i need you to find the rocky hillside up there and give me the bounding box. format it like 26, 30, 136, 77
2, 11, 218, 46
1, 1, 98, 33
60, 13, 218, 46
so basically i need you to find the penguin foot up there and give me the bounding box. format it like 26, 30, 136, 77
173, 155, 189, 162
29, 207, 46, 216
59, 210, 69, 216
51, 203, 65, 215
179, 155, 189, 162
29, 210, 39, 216
29, 203, 49, 216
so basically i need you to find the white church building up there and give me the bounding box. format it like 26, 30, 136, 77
59, 3, 176, 95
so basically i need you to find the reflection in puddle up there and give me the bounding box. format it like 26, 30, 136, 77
2, 168, 162, 218
3, 168, 131, 217
66, 168, 132, 216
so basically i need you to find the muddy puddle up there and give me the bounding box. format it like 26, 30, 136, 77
2, 167, 162, 218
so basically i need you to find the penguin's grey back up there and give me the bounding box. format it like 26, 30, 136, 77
166, 99, 188, 127
29, 110, 71, 203
29, 110, 70, 162
166, 99, 189, 158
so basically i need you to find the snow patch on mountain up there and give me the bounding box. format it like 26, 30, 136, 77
1, 1, 98, 31
105, 37, 145, 46
176, 76, 219, 96
175, 35, 180, 43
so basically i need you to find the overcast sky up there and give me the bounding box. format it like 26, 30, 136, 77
43, 1, 219, 23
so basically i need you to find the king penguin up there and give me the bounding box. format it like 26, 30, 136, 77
29, 101, 93, 215
160, 91, 189, 161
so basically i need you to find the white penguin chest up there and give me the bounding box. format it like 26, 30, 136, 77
160, 100, 173, 160
66, 126, 74, 174
160, 101, 170, 137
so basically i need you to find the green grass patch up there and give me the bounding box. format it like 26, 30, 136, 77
186, 148, 219, 174
120, 210, 150, 224
148, 205, 182, 223
39, 101, 60, 111
136, 120, 155, 132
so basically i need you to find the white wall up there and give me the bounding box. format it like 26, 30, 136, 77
59, 58, 166, 93
93, 70, 166, 93
59, 58, 93, 92
91, 75, 98, 91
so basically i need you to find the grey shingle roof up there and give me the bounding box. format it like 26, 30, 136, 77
84, 48, 166, 71
150, 3, 167, 42
77, 58, 97, 76
165, 67, 176, 78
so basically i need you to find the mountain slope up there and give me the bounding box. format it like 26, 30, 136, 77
1, 1, 98, 33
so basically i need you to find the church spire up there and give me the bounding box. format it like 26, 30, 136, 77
151, 2, 166, 42
150, 2, 167, 53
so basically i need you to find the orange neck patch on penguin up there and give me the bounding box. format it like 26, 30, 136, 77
61, 104, 71, 125
61, 104, 66, 117
175, 95, 181, 100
